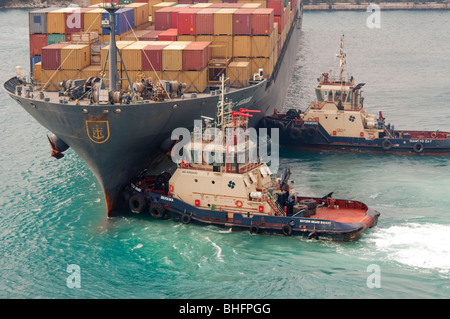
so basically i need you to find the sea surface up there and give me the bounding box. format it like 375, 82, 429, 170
1, 9, 450, 299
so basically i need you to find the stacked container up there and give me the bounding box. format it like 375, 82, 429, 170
60, 44, 91, 70
177, 8, 201, 35
141, 42, 171, 71
101, 7, 135, 35
162, 41, 190, 71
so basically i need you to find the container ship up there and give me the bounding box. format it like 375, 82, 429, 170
3, 0, 303, 217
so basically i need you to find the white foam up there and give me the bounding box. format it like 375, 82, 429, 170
368, 223, 450, 274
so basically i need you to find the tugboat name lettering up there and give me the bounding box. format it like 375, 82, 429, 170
410, 139, 432, 143
160, 196, 173, 202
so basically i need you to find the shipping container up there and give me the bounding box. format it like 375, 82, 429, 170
154, 7, 174, 30
251, 8, 274, 35
214, 8, 236, 35
72, 31, 99, 44
181, 68, 208, 92
233, 36, 251, 57
158, 28, 178, 41
29, 7, 60, 34
266, 0, 283, 16
232, 8, 254, 35
47, 8, 74, 34
82, 65, 102, 78
47, 33, 67, 45
177, 8, 201, 35
83, 8, 106, 34
241, 3, 262, 9
30, 34, 48, 56
100, 41, 135, 70
142, 43, 168, 71
121, 41, 155, 70
250, 52, 274, 77
140, 30, 164, 41
41, 69, 85, 91
190, 3, 212, 8
120, 29, 150, 41
195, 8, 218, 35
30, 55, 42, 74
41, 43, 69, 70
182, 41, 210, 71
227, 61, 249, 87
178, 35, 196, 41
162, 42, 190, 71
209, 3, 243, 8
210, 35, 233, 58
33, 62, 42, 82
60, 44, 91, 70
102, 7, 135, 35
251, 31, 274, 58
125, 3, 149, 27
65, 8, 94, 34
151, 2, 176, 20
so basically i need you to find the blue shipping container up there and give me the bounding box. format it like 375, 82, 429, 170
30, 55, 41, 73
102, 8, 135, 35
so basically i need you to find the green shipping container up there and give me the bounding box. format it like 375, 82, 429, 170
47, 33, 66, 45
119, 0, 134, 4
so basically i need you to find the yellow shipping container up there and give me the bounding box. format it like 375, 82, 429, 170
190, 3, 212, 8
47, 8, 72, 34
120, 30, 151, 41
125, 3, 150, 27
121, 41, 155, 71
211, 35, 232, 59
162, 42, 190, 71
61, 44, 91, 70
251, 31, 274, 58
178, 35, 196, 42
227, 61, 249, 88
101, 41, 135, 71
84, 8, 106, 34
250, 52, 274, 78
214, 8, 236, 35
33, 62, 42, 83
233, 36, 252, 58
42, 69, 85, 91
82, 65, 102, 78
241, 3, 262, 8
181, 68, 208, 93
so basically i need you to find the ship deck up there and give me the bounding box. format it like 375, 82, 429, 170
313, 207, 367, 224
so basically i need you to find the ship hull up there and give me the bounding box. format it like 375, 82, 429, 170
4, 10, 303, 217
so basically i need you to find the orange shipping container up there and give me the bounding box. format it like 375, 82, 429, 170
210, 35, 232, 58
227, 61, 249, 87
214, 8, 236, 35
233, 36, 252, 57
33, 62, 42, 82
251, 30, 274, 58
60, 44, 91, 70
47, 8, 73, 34
182, 41, 210, 71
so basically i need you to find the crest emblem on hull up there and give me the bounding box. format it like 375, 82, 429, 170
86, 121, 110, 144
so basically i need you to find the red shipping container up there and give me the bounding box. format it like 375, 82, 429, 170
158, 28, 178, 41
251, 8, 274, 36
140, 30, 164, 41
154, 8, 173, 31
142, 44, 167, 71
41, 43, 69, 70
29, 34, 48, 56
195, 8, 218, 35
232, 8, 254, 35
178, 0, 193, 4
182, 41, 210, 71
267, 0, 283, 16
209, 3, 243, 8
64, 8, 93, 34
177, 8, 201, 35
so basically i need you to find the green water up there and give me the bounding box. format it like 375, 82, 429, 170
1, 9, 450, 299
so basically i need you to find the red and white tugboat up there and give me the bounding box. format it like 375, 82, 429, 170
264, 35, 450, 155
125, 76, 380, 242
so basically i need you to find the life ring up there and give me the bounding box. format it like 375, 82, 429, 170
382, 139, 392, 151
282, 224, 292, 236
431, 132, 437, 138
249, 225, 259, 234
181, 160, 188, 168
181, 213, 191, 224
236, 200, 243, 208
169, 184, 174, 192
149, 202, 166, 219
413, 142, 424, 153
129, 193, 147, 213
289, 127, 303, 140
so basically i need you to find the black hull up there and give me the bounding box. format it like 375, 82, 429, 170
4, 10, 303, 217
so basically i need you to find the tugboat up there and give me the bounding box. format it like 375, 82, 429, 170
125, 76, 380, 242
264, 35, 450, 155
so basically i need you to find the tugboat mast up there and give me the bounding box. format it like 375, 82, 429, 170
103, 0, 120, 91
336, 34, 346, 83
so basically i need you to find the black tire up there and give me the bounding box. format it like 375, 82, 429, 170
413, 142, 424, 153
181, 213, 191, 224
129, 193, 147, 213
282, 224, 292, 236
249, 225, 259, 234
273, 120, 287, 133
306, 127, 318, 138
289, 127, 303, 140
149, 203, 166, 219
382, 139, 392, 151
308, 231, 319, 240
299, 199, 317, 210
286, 109, 300, 119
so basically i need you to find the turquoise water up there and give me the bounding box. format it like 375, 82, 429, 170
1, 9, 450, 299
